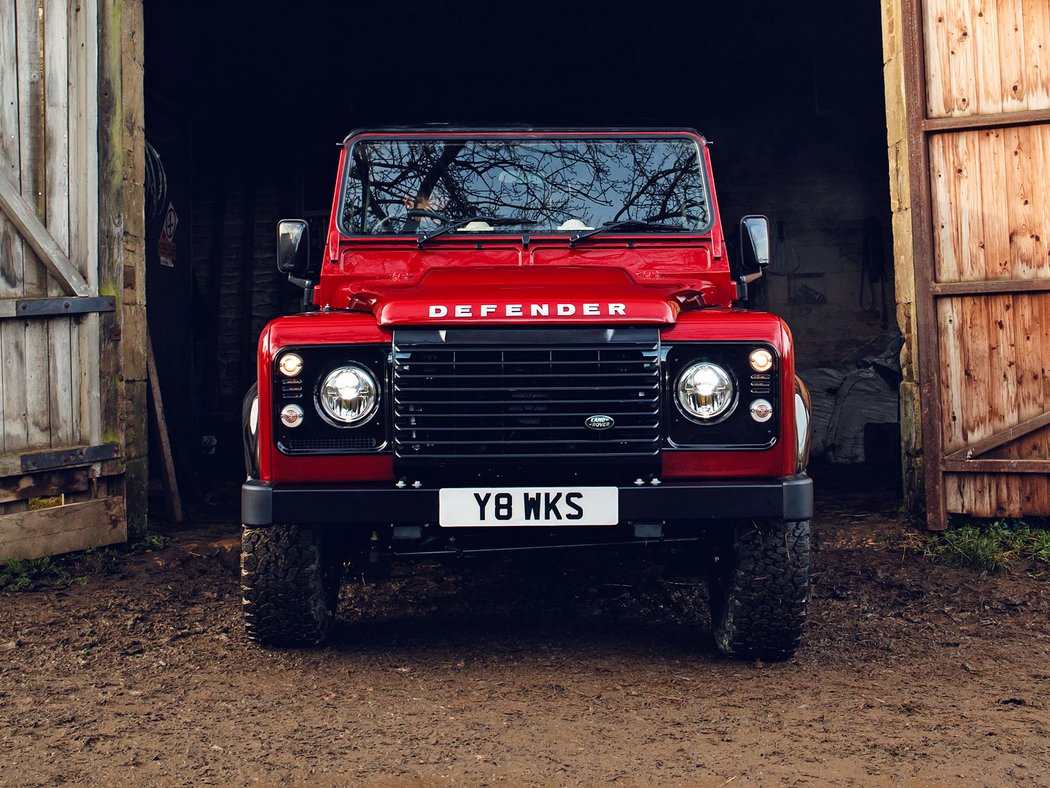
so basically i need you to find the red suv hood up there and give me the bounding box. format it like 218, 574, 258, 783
337, 267, 724, 326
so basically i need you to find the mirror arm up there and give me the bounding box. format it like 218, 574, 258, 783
286, 276, 317, 311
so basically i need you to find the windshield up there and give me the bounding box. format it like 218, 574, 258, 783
340, 136, 711, 237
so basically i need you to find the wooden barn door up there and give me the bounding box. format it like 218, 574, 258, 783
0, 0, 128, 559
900, 0, 1050, 527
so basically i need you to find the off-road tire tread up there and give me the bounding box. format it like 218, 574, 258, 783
710, 519, 810, 661
241, 524, 339, 646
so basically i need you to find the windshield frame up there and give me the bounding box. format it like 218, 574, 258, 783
335, 130, 715, 241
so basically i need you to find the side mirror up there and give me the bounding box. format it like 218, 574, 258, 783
276, 219, 310, 277
740, 215, 772, 272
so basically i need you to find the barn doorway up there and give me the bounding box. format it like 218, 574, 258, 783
141, 0, 898, 506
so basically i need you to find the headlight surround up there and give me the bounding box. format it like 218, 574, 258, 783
318, 365, 379, 425
675, 362, 736, 422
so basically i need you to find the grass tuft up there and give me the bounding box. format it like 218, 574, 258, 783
0, 532, 172, 592
1, 556, 68, 591
923, 520, 1050, 574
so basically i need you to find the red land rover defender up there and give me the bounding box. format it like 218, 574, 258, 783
241, 129, 814, 660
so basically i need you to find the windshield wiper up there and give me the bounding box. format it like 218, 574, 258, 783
569, 219, 689, 247
418, 215, 537, 247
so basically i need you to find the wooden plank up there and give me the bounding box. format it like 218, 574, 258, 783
943, 458, 1050, 473
67, 0, 81, 446
0, 496, 125, 560
0, 467, 89, 504
1022, 473, 1050, 514
16, 0, 53, 453
923, 109, 1050, 134
68, 0, 96, 448
959, 132, 987, 281
996, 0, 1027, 113
44, 0, 74, 449
930, 131, 988, 282
985, 423, 1050, 460
0, 0, 27, 454
961, 296, 993, 445
1022, 0, 1050, 110
147, 334, 183, 523
937, 298, 966, 454
902, 0, 949, 529
987, 295, 1018, 455
1040, 287, 1050, 464
943, 409, 1050, 460
971, 0, 1003, 115
1003, 125, 1042, 280
0, 173, 90, 297
930, 278, 1050, 295
43, 0, 70, 264
96, 0, 123, 459
16, 0, 46, 297
947, 1, 978, 116
975, 128, 1010, 279
1009, 294, 1045, 461
923, 0, 954, 117
946, 473, 1050, 516
1034, 124, 1050, 281
928, 135, 959, 282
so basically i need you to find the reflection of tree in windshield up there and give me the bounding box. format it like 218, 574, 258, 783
342, 138, 709, 235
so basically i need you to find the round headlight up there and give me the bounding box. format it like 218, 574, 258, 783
318, 365, 378, 425
676, 362, 735, 421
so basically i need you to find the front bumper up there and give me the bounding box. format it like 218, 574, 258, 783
241, 475, 813, 526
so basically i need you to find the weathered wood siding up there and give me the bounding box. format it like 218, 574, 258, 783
924, 0, 1050, 118
884, 0, 1050, 524
0, 0, 145, 559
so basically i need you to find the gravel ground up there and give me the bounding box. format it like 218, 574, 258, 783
1, 481, 1049, 785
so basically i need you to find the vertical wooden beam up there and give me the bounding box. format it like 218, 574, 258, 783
147, 334, 183, 523
121, 0, 146, 535
0, 0, 28, 455
75, 0, 101, 450
96, 0, 128, 530
15, 0, 51, 450
882, 0, 924, 513
883, 0, 950, 527
43, 0, 75, 448
902, 0, 948, 530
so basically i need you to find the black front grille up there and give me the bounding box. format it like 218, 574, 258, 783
392, 329, 661, 460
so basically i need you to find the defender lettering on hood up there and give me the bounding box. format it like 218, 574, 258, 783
428, 303, 627, 319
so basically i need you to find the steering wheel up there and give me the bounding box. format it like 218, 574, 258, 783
369, 214, 399, 233
371, 208, 453, 234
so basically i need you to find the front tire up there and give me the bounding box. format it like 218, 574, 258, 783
708, 519, 810, 661
241, 524, 342, 646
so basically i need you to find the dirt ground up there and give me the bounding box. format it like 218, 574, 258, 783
2, 480, 1049, 786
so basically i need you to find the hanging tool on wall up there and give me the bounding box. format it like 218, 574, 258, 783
860, 216, 889, 329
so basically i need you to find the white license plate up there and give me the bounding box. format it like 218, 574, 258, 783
438, 487, 618, 527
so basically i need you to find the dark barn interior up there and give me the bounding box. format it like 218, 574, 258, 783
142, 0, 897, 503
